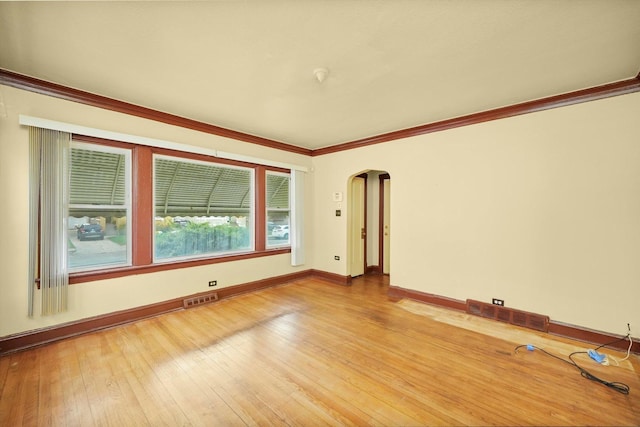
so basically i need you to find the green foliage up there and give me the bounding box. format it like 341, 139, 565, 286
108, 235, 128, 246
155, 221, 250, 259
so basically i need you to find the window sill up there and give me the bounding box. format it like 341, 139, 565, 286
69, 247, 291, 284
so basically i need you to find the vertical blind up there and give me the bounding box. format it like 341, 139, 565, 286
290, 169, 305, 266
28, 127, 70, 316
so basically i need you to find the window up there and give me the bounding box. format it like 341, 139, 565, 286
29, 127, 297, 286
153, 155, 254, 261
68, 142, 131, 271
266, 172, 290, 247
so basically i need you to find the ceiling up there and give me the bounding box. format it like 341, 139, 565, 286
1, 1, 639, 150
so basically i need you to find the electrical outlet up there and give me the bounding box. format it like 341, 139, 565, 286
208, 280, 217, 287
334, 255, 340, 260
492, 298, 504, 306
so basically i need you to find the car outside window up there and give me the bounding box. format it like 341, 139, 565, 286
266, 172, 290, 247
68, 143, 131, 271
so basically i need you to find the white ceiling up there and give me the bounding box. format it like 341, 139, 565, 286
1, 1, 639, 150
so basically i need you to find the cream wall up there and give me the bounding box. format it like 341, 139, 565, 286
2, 82, 639, 340
0, 84, 313, 337
311, 92, 640, 337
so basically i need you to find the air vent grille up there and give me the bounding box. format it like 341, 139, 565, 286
467, 301, 482, 316
481, 304, 496, 318
496, 308, 511, 322
183, 292, 218, 309
466, 299, 549, 332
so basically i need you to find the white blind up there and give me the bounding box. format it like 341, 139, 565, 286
290, 169, 305, 266
29, 127, 70, 316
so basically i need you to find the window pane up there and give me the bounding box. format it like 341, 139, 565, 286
154, 157, 253, 260
266, 173, 290, 247
68, 143, 130, 271
68, 210, 128, 269
266, 174, 289, 210
70, 148, 126, 205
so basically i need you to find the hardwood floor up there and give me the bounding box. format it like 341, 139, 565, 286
1, 274, 639, 426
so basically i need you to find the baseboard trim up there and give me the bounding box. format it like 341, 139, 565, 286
0, 301, 184, 357
309, 269, 352, 286
0, 270, 312, 356
548, 321, 639, 354
8, 274, 634, 356
388, 285, 639, 354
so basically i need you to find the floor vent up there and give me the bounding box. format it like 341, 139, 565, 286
466, 299, 549, 332
183, 292, 218, 309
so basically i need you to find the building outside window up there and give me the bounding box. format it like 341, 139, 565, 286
68, 142, 131, 271
31, 132, 295, 284
266, 171, 290, 247
153, 156, 254, 261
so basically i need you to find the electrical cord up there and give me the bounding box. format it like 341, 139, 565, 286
514, 344, 630, 395
618, 337, 633, 363
568, 351, 630, 394
593, 333, 634, 363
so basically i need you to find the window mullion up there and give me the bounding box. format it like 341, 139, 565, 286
133, 146, 153, 266
255, 166, 266, 251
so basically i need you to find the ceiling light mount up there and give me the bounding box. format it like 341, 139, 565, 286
313, 68, 329, 84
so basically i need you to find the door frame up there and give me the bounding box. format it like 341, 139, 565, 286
349, 173, 367, 277
378, 173, 390, 274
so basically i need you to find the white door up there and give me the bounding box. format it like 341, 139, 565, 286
350, 176, 365, 277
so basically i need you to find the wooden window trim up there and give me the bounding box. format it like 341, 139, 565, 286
132, 145, 153, 266
68, 134, 291, 284
70, 248, 291, 284
255, 166, 267, 251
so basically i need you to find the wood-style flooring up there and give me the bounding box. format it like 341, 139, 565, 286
1, 274, 639, 426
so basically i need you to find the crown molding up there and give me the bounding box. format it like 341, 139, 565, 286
3, 68, 639, 158
311, 75, 640, 156
0, 68, 312, 156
